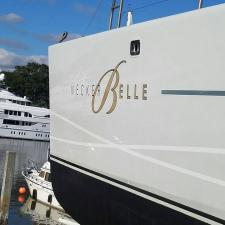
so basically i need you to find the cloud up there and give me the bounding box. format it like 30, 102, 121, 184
33, 33, 82, 44
0, 38, 30, 51
0, 13, 23, 24
74, 2, 95, 15
0, 48, 48, 71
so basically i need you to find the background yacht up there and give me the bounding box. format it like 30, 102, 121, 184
0, 89, 50, 141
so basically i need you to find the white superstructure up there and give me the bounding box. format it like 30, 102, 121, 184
49, 3, 225, 225
0, 89, 50, 141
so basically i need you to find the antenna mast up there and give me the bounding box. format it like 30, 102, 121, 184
109, 0, 124, 30
198, 0, 203, 9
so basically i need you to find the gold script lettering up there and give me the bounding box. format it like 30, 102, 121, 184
92, 60, 126, 114
134, 84, 138, 99
127, 84, 131, 99
142, 84, 147, 100
119, 84, 123, 99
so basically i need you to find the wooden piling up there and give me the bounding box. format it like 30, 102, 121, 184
0, 151, 16, 225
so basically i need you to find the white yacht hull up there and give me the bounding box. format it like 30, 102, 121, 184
49, 4, 225, 225
23, 173, 62, 210
0, 127, 49, 141
0, 90, 50, 141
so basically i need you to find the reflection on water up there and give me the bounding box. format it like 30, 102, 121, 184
20, 197, 74, 225
0, 138, 72, 225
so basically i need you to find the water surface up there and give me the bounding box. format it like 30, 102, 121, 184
0, 138, 68, 225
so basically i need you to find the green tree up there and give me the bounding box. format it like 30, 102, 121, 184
3, 62, 49, 108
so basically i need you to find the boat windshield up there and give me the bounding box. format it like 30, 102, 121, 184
39, 171, 45, 178
45, 172, 51, 182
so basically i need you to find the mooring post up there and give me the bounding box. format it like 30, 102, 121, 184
0, 151, 16, 225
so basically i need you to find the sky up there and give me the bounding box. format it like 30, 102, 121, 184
0, 0, 225, 71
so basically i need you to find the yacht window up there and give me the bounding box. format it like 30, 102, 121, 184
21, 101, 25, 105
39, 171, 45, 178
18, 111, 21, 116
45, 172, 51, 182
9, 111, 13, 115
29, 113, 32, 117
13, 100, 16, 103
4, 110, 8, 114
13, 111, 17, 116
4, 119, 21, 125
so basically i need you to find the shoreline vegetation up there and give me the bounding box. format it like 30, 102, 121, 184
1, 62, 49, 108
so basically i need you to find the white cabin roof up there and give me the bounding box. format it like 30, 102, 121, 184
0, 89, 31, 103
0, 102, 49, 115
0, 89, 49, 116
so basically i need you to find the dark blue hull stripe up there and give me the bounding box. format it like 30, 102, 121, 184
50, 154, 224, 224
161, 90, 225, 96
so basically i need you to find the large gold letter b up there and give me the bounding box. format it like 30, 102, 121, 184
92, 60, 126, 114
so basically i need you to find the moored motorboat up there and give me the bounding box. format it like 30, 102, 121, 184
22, 161, 62, 210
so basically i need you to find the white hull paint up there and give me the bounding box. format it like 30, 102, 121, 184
23, 162, 62, 210
0, 127, 49, 141
24, 174, 62, 210
49, 4, 225, 224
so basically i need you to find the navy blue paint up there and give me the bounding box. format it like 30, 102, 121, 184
50, 156, 219, 225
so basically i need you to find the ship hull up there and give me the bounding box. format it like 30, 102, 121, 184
49, 3, 225, 225
0, 127, 49, 141
51, 157, 222, 225
23, 172, 62, 210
